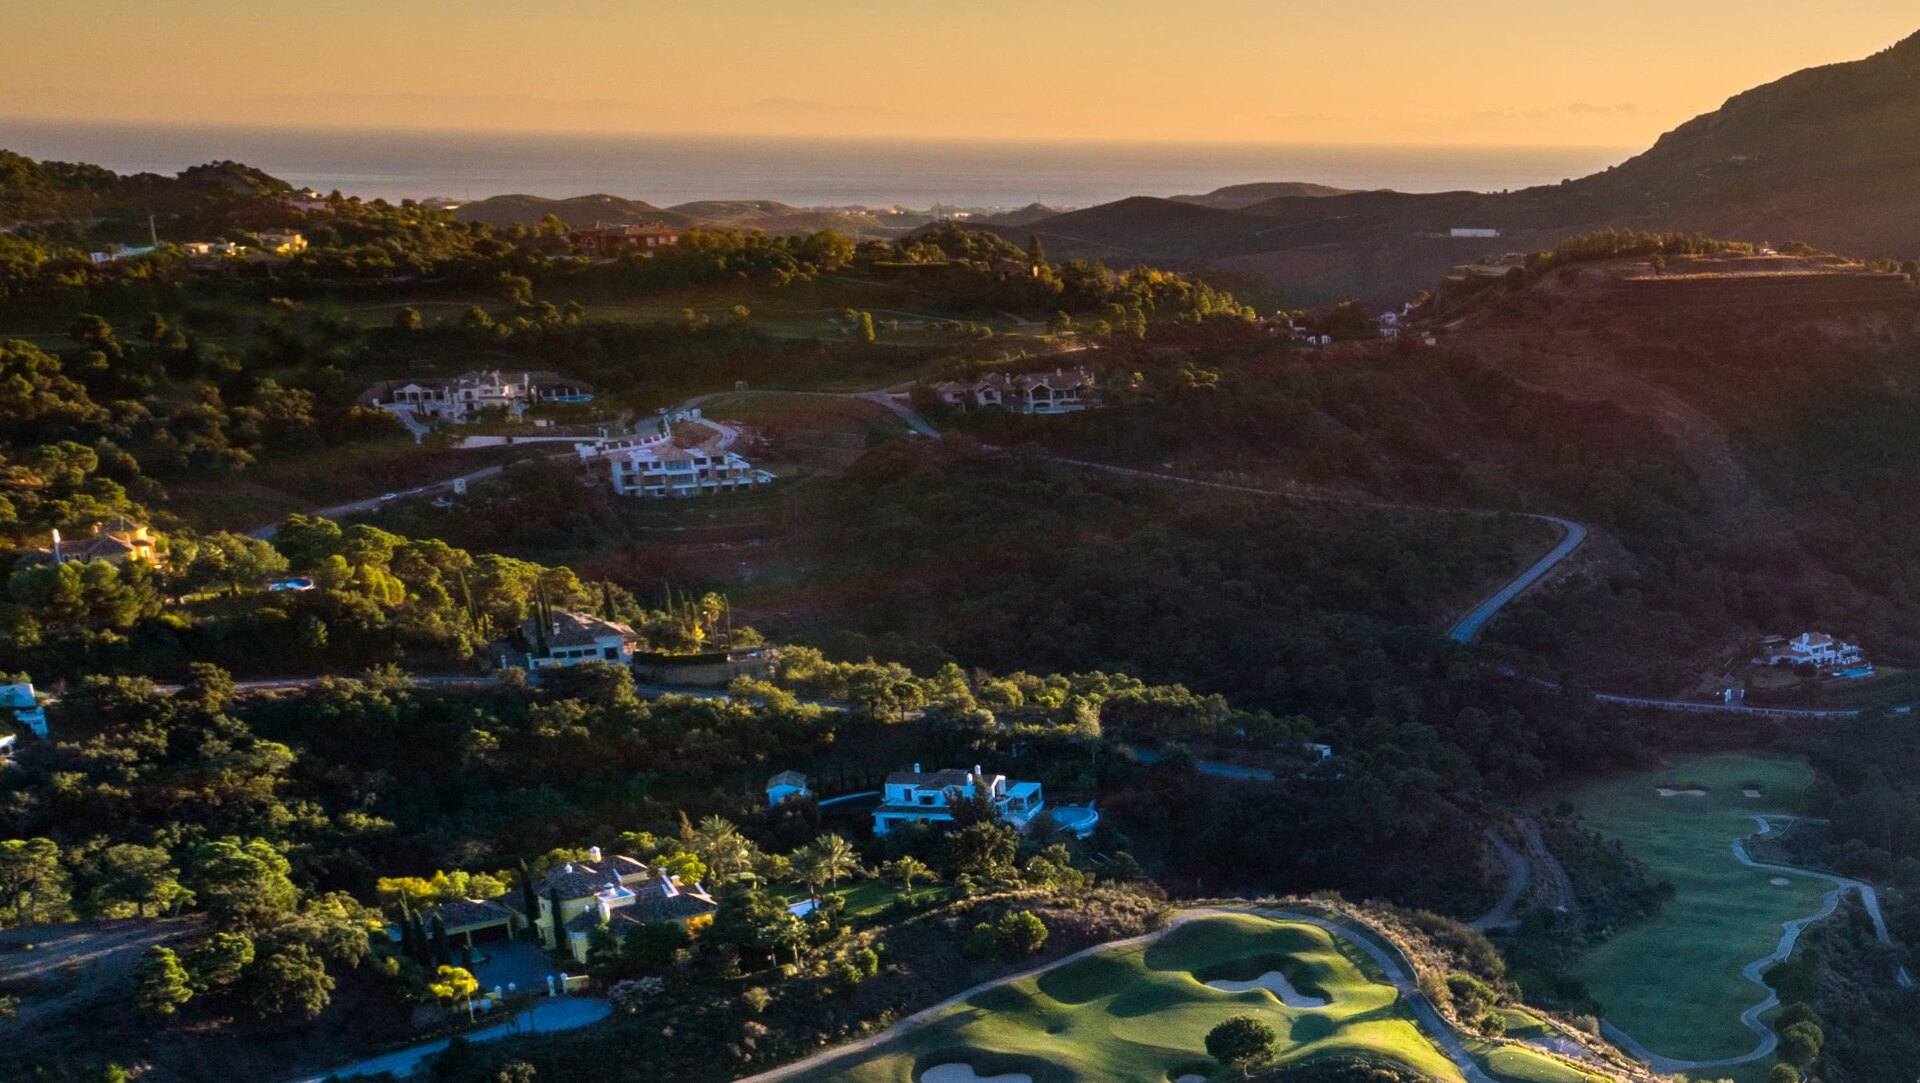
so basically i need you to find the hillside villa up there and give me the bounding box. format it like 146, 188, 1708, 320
607, 446, 771, 498
15, 520, 159, 567
370, 370, 594, 425
417, 847, 717, 963
519, 849, 715, 963
510, 610, 639, 672
254, 230, 308, 255
932, 368, 1098, 414
873, 764, 1045, 835
567, 222, 682, 257
766, 770, 811, 807
181, 241, 246, 258
1754, 631, 1870, 674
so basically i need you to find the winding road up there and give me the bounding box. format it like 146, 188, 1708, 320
1446, 516, 1587, 644
725, 906, 1499, 1083
1598, 816, 1911, 1073
1469, 830, 1530, 932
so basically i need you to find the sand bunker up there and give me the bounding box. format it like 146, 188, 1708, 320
1744, 788, 1764, 798
922, 1065, 1034, 1083
1205, 970, 1328, 1007
1656, 787, 1709, 797
1770, 877, 1792, 887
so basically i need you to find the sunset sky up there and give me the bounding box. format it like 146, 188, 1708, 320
4, 1, 1915, 147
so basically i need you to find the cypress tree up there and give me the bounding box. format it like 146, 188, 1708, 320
519, 860, 539, 943
398, 900, 418, 961
546, 886, 566, 950
412, 911, 433, 967
431, 914, 453, 967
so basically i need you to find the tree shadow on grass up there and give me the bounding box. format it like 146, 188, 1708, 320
1290, 1013, 1338, 1043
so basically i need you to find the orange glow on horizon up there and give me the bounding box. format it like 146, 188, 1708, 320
2, 2, 1915, 148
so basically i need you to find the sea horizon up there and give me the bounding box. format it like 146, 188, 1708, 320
0, 119, 1632, 211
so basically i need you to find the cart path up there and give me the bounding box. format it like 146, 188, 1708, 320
1600, 816, 1911, 1073
1470, 829, 1530, 931
728, 906, 1499, 1083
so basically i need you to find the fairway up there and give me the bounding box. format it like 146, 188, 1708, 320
1562, 753, 1829, 1061
786, 913, 1467, 1083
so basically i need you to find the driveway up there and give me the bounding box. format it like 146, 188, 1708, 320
284, 995, 612, 1082
469, 940, 559, 995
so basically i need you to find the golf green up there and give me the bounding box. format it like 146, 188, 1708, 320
786, 913, 1467, 1083
1561, 753, 1829, 1061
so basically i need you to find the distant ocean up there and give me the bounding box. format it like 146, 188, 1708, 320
0, 120, 1630, 210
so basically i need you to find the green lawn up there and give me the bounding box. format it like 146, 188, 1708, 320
786, 913, 1468, 1083
1463, 1039, 1607, 1083
1560, 753, 1829, 1061
770, 881, 944, 925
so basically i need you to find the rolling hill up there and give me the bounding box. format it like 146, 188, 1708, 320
452, 192, 695, 228
976, 29, 1920, 307
1171, 180, 1357, 209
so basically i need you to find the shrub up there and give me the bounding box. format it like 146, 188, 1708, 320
1207, 1014, 1278, 1068
997, 910, 1049, 956
608, 976, 665, 1015
1777, 1021, 1824, 1067
1445, 972, 1497, 1016
1773, 1002, 1818, 1032
1766, 1066, 1801, 1083
741, 986, 771, 1013
963, 921, 1001, 960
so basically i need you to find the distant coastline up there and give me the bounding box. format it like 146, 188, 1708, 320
0, 119, 1629, 210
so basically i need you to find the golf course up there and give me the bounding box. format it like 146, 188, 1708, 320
783, 912, 1472, 1083
1562, 753, 1829, 1064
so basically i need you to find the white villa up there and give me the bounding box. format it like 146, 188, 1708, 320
932, 368, 1097, 414
602, 446, 772, 499
872, 764, 1045, 835
374, 370, 594, 425
1755, 632, 1868, 672
519, 610, 639, 671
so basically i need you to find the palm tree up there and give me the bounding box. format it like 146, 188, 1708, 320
695, 815, 752, 881
772, 913, 807, 967
812, 833, 859, 890
889, 856, 932, 902
789, 847, 827, 903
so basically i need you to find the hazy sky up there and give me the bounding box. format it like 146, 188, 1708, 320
4, 1, 1915, 146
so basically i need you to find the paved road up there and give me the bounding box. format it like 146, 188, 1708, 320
247, 465, 506, 540
1130, 747, 1277, 782
1601, 815, 1911, 1072
284, 995, 612, 1082
1446, 516, 1587, 643
1053, 458, 1585, 645
1469, 829, 1530, 931
727, 906, 1498, 1083
1592, 693, 1862, 719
